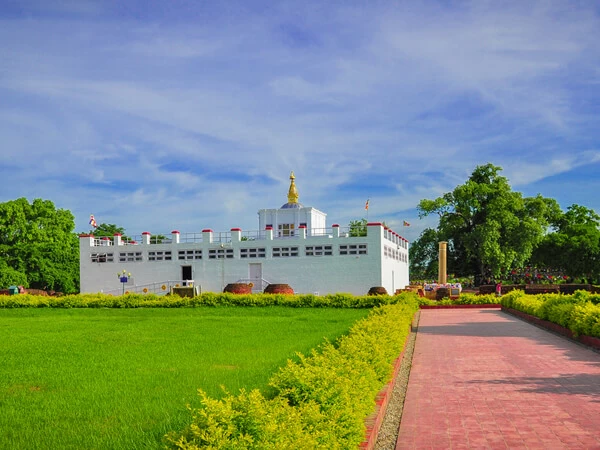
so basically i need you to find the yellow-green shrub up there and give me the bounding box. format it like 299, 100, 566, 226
0, 292, 409, 309
165, 297, 420, 449
501, 290, 600, 338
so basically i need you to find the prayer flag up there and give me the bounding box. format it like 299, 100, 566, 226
365, 199, 369, 210
403, 220, 410, 227
89, 214, 98, 228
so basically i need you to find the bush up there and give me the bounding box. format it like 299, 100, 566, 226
165, 297, 420, 449
0, 292, 418, 310
501, 290, 600, 338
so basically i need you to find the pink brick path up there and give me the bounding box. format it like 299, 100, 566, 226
396, 308, 600, 449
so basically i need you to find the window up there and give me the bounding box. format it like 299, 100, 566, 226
384, 246, 399, 260
339, 244, 367, 255
91, 252, 113, 263
272, 246, 299, 257
178, 250, 203, 260
119, 252, 142, 262
240, 248, 266, 258
148, 251, 171, 261
278, 223, 295, 237
305, 245, 332, 256
208, 248, 234, 259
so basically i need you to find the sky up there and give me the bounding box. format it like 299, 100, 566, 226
1, 0, 599, 242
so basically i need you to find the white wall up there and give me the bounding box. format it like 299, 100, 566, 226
80, 224, 409, 296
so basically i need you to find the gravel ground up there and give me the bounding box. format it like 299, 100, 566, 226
374, 310, 420, 450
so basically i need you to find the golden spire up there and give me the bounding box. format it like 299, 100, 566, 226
287, 171, 299, 204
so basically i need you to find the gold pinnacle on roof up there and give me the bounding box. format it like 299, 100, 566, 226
287, 171, 299, 204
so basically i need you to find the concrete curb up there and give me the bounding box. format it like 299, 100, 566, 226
360, 313, 418, 450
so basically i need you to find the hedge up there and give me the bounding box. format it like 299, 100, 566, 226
0, 292, 408, 309
165, 295, 420, 449
500, 290, 600, 338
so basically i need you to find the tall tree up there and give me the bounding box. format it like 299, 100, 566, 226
417, 164, 558, 284
0, 198, 79, 292
408, 228, 441, 280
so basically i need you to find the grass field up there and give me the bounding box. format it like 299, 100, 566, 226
0, 306, 369, 449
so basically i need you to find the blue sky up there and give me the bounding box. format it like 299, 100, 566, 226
1, 0, 599, 242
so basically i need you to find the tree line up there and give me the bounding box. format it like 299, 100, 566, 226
0, 198, 127, 294
411, 163, 600, 285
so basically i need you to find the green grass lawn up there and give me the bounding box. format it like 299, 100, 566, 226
0, 307, 369, 449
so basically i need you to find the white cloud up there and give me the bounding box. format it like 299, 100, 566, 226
0, 0, 599, 236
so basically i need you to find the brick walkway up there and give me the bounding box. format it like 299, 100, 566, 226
396, 308, 600, 449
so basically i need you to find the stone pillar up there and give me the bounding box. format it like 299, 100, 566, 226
171, 230, 180, 244
298, 225, 307, 239
438, 241, 448, 285
230, 228, 242, 242
265, 226, 273, 241
202, 229, 213, 244
332, 224, 340, 238
113, 233, 122, 246
142, 232, 151, 245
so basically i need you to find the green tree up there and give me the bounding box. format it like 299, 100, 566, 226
417, 164, 558, 284
0, 198, 79, 293
531, 204, 600, 283
348, 218, 367, 237
92, 223, 127, 239
408, 228, 441, 280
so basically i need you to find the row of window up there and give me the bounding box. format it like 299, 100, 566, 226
384, 230, 408, 248
384, 246, 408, 262
90, 244, 377, 263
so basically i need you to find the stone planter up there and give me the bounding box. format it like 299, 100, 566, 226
223, 283, 253, 294
264, 284, 294, 294
368, 286, 388, 296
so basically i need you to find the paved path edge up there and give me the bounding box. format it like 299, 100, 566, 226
502, 306, 600, 352
360, 312, 420, 450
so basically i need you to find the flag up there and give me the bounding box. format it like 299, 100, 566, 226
365, 199, 369, 211
403, 220, 410, 227
89, 214, 98, 228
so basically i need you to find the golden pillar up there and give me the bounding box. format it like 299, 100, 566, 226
438, 241, 448, 285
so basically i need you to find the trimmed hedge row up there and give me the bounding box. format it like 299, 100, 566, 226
165, 296, 420, 449
417, 293, 500, 306
0, 292, 410, 309
500, 290, 600, 338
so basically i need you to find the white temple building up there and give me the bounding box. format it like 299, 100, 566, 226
79, 172, 410, 296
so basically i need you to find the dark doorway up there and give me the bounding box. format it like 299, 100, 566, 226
181, 266, 192, 285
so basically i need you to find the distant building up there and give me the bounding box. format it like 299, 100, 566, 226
79, 172, 410, 296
